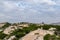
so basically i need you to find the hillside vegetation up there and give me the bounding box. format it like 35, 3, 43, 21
0, 22, 60, 40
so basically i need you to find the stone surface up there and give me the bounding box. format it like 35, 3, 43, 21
20, 28, 54, 40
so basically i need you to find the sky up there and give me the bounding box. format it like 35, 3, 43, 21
0, 0, 60, 23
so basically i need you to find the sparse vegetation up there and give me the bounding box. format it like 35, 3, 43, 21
0, 22, 60, 40
44, 34, 60, 40
0, 31, 7, 39
2, 22, 11, 30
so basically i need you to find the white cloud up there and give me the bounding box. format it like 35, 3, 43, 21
0, 0, 60, 23
2, 1, 17, 12
40, 0, 56, 5
0, 14, 5, 17
0, 13, 12, 19
22, 0, 56, 5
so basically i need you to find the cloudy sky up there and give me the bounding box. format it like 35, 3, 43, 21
0, 0, 60, 23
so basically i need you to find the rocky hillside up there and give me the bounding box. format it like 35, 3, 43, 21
0, 22, 60, 40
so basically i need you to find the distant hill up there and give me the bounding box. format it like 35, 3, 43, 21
51, 22, 60, 25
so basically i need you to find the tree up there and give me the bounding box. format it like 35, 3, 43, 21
44, 34, 60, 40
50, 35, 57, 40
2, 22, 11, 29
0, 32, 7, 39
44, 34, 50, 40
11, 29, 26, 39
42, 24, 51, 30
